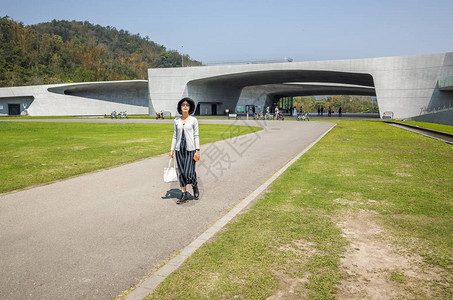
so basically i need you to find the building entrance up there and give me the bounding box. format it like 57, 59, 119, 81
278, 97, 294, 114
8, 104, 21, 115
196, 102, 220, 115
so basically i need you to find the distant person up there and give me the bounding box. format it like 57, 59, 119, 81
299, 107, 303, 114
339, 106, 342, 117
275, 107, 279, 118
328, 106, 332, 117
293, 106, 297, 116
169, 97, 200, 204
317, 106, 320, 116
321, 106, 324, 116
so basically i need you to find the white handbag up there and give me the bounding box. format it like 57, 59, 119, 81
164, 158, 178, 182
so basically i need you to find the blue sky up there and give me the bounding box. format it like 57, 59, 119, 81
1, 0, 452, 64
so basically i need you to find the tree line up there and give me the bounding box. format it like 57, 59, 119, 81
293, 95, 379, 113
0, 16, 202, 87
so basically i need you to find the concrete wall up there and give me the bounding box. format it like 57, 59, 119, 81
0, 96, 34, 116
0, 80, 149, 116
410, 109, 453, 126
148, 53, 453, 121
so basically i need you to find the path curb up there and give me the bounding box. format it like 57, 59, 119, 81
125, 124, 336, 300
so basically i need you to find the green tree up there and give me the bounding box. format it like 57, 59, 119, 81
0, 16, 202, 87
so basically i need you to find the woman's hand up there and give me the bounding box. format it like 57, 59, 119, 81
169, 150, 174, 158
195, 150, 200, 161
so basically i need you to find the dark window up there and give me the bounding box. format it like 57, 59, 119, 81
8, 104, 21, 116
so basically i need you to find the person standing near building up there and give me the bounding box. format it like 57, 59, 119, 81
169, 97, 200, 204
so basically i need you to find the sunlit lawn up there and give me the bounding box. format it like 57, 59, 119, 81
392, 120, 453, 134
144, 120, 452, 299
0, 122, 261, 193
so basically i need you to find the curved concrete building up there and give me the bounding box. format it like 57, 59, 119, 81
0, 80, 148, 116
0, 53, 452, 124
148, 52, 453, 124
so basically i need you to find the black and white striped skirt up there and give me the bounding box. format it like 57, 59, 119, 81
175, 130, 197, 187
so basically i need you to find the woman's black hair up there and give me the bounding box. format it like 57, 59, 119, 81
177, 97, 196, 115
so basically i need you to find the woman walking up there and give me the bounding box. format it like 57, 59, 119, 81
169, 97, 200, 204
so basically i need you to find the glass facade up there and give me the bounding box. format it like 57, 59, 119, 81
277, 97, 294, 113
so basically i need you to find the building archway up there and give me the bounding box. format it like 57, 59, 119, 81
187, 70, 375, 115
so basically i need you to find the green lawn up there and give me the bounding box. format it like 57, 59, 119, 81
144, 120, 452, 299
391, 120, 453, 134
0, 116, 84, 119
0, 122, 261, 193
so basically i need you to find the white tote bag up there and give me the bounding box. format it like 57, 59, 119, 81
164, 158, 178, 182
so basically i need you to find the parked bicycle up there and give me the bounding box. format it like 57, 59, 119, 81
105, 111, 128, 119
297, 112, 310, 121
118, 111, 128, 119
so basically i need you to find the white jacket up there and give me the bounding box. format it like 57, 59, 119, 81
171, 116, 200, 151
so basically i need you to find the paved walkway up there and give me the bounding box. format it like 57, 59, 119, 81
0, 119, 334, 299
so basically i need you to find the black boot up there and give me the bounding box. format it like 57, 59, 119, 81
192, 185, 199, 200
177, 192, 188, 204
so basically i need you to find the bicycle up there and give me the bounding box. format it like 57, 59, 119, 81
119, 111, 128, 119
297, 112, 310, 121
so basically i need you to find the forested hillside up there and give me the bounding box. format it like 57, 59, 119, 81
0, 16, 201, 87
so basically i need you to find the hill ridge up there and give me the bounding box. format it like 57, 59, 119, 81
0, 16, 201, 87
